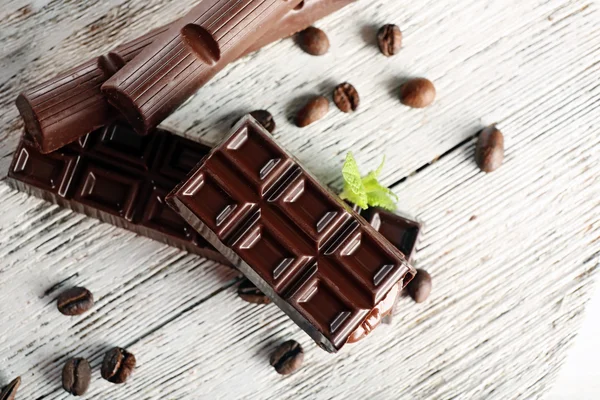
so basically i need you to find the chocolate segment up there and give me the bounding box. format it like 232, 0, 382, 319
7, 123, 229, 265
102, 0, 305, 135
17, 0, 355, 154
360, 208, 422, 263
167, 116, 416, 352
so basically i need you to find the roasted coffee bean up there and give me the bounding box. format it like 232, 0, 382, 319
377, 24, 402, 56
476, 126, 504, 173
295, 96, 329, 127
400, 78, 436, 108
57, 287, 94, 316
0, 377, 21, 400
238, 279, 271, 304
62, 358, 91, 396
333, 83, 360, 113
235, 110, 276, 133
101, 347, 136, 384
297, 26, 330, 56
270, 340, 304, 375
406, 269, 432, 303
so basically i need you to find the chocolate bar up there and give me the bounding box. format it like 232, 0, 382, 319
6, 122, 229, 265
15, 25, 171, 154
244, 0, 356, 54
167, 116, 416, 352
102, 0, 305, 135
16, 0, 355, 154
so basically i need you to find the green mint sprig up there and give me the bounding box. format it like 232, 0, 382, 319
339, 152, 398, 211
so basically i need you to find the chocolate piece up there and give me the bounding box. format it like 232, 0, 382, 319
16, 0, 355, 154
167, 116, 415, 352
346, 203, 421, 326
7, 123, 228, 265
360, 208, 422, 263
102, 0, 305, 135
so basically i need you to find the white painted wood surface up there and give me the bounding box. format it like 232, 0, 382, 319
0, 0, 599, 399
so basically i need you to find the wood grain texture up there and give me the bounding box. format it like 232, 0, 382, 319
0, 0, 599, 399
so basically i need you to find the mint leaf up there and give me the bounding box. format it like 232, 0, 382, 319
339, 152, 368, 208
340, 153, 397, 210
366, 189, 397, 211
374, 155, 386, 177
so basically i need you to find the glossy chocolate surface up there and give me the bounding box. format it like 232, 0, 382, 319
102, 0, 305, 135
7, 123, 228, 265
167, 116, 416, 352
360, 208, 422, 263
16, 0, 354, 154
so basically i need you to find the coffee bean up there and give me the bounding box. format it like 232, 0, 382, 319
295, 96, 329, 127
377, 24, 402, 56
333, 83, 360, 113
0, 377, 21, 400
400, 78, 436, 108
269, 340, 304, 375
235, 110, 276, 133
297, 27, 329, 56
62, 358, 91, 396
238, 279, 271, 304
101, 347, 136, 384
57, 287, 94, 316
406, 269, 432, 303
476, 126, 504, 173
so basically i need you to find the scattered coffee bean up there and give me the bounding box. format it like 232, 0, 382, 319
297, 26, 330, 56
270, 340, 304, 375
406, 269, 432, 303
377, 24, 402, 56
0, 377, 21, 400
333, 83, 360, 113
400, 78, 436, 108
62, 358, 91, 396
57, 287, 94, 316
238, 278, 271, 304
101, 347, 136, 384
475, 125, 504, 173
295, 96, 329, 127
235, 110, 276, 133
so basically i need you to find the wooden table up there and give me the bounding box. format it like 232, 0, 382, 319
1, 0, 599, 398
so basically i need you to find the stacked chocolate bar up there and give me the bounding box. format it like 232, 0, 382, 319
10, 0, 422, 352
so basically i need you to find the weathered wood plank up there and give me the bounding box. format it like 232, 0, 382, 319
0, 0, 598, 398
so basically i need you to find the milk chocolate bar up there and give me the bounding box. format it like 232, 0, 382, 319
16, 0, 355, 154
244, 0, 356, 54
167, 116, 416, 352
16, 26, 171, 154
102, 0, 305, 135
6, 122, 229, 265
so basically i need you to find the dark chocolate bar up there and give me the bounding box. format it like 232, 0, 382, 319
167, 116, 416, 352
102, 0, 304, 135
6, 123, 229, 265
